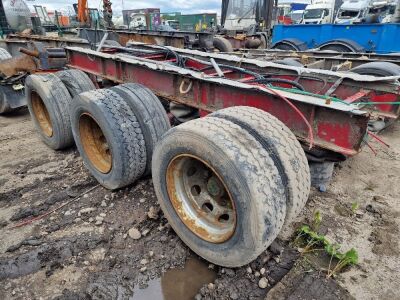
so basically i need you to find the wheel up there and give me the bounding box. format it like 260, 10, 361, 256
319, 44, 353, 52
318, 39, 364, 53
209, 106, 310, 226
0, 86, 12, 114
213, 36, 233, 52
152, 116, 287, 267
55, 69, 96, 97
350, 62, 400, 131
70, 89, 146, 189
25, 74, 74, 150
0, 48, 11, 60
170, 103, 200, 123
274, 58, 304, 67
350, 62, 400, 77
309, 162, 335, 192
0, 48, 13, 114
110, 83, 170, 175
271, 39, 308, 51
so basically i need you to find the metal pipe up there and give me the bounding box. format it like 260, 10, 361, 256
210, 58, 225, 77
96, 32, 109, 52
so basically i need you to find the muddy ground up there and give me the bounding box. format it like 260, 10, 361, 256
0, 108, 399, 300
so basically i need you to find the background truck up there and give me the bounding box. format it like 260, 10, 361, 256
301, 0, 343, 24
272, 23, 400, 53
276, 0, 311, 23
335, 0, 399, 24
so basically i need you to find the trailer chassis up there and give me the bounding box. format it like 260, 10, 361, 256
65, 46, 373, 157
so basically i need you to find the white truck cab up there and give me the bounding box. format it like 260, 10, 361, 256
302, 0, 335, 24
334, 0, 397, 24
335, 0, 370, 23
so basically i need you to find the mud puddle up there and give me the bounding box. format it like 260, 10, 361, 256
133, 257, 216, 300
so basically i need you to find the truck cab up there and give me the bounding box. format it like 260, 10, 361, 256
335, 0, 370, 24
302, 1, 335, 24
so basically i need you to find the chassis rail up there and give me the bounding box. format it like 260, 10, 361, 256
65, 46, 370, 157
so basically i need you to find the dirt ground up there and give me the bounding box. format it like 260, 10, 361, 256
0, 108, 399, 300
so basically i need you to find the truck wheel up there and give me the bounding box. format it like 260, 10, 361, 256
350, 62, 400, 77
25, 74, 74, 149
56, 69, 96, 97
0, 48, 13, 114
274, 58, 303, 67
0, 86, 12, 114
0, 48, 11, 60
318, 39, 364, 53
209, 106, 310, 226
213, 36, 233, 52
152, 117, 287, 267
110, 83, 170, 175
170, 103, 200, 123
70, 89, 146, 189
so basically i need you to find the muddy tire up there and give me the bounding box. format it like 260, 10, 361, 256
275, 58, 303, 67
0, 48, 11, 60
56, 69, 96, 97
170, 103, 200, 123
350, 62, 400, 77
0, 48, 13, 114
70, 89, 146, 189
213, 36, 233, 52
152, 117, 287, 267
110, 83, 170, 175
0, 87, 12, 114
25, 73, 74, 149
209, 106, 310, 226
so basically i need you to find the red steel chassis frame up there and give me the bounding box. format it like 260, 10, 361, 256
66, 46, 371, 157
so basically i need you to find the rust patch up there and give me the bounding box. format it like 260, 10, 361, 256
0, 55, 37, 77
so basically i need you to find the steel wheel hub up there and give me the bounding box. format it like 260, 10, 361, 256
166, 155, 236, 243
79, 113, 112, 174
31, 91, 53, 137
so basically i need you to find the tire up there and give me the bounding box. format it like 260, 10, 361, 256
309, 161, 334, 192
209, 106, 310, 226
350, 62, 400, 77
0, 48, 11, 60
318, 39, 364, 53
274, 58, 303, 67
213, 36, 233, 52
110, 83, 170, 175
319, 44, 354, 52
25, 73, 74, 149
0, 48, 13, 114
152, 116, 287, 267
0, 87, 11, 114
170, 103, 200, 123
55, 69, 96, 97
70, 89, 146, 189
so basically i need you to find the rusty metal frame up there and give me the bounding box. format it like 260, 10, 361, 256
125, 43, 400, 119
65, 46, 370, 157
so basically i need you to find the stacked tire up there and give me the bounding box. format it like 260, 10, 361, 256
152, 106, 310, 267
69, 84, 170, 189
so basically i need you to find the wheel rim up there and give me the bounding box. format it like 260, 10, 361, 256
31, 91, 53, 137
166, 154, 236, 243
79, 113, 112, 174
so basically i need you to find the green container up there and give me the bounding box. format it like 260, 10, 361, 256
179, 13, 217, 31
